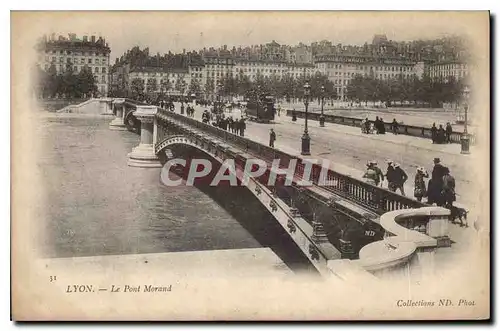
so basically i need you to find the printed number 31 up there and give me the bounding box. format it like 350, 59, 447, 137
50, 276, 57, 282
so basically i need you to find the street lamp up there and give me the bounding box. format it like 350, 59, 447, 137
217, 81, 223, 112
301, 81, 311, 155
460, 86, 471, 154
319, 85, 326, 127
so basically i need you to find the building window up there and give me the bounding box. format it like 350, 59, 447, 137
88, 59, 92, 64
94, 67, 99, 73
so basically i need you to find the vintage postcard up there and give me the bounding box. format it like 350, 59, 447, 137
11, 11, 490, 320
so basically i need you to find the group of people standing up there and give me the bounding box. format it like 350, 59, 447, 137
182, 104, 195, 117
362, 157, 457, 208
430, 122, 454, 144
361, 117, 402, 135
363, 161, 407, 195
203, 110, 247, 137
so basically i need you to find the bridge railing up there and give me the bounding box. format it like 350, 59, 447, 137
156, 108, 426, 215
286, 109, 475, 145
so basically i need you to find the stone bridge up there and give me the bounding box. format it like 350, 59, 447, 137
108, 99, 451, 277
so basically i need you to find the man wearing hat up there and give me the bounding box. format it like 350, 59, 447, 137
371, 161, 385, 187
269, 128, 276, 147
428, 157, 446, 205
363, 162, 378, 185
392, 163, 408, 196
385, 160, 396, 191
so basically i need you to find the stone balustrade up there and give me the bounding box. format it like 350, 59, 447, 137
109, 98, 127, 130
286, 109, 475, 144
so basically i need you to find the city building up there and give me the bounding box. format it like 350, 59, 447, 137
314, 54, 418, 100
35, 33, 111, 96
286, 43, 313, 65
110, 34, 469, 100
203, 55, 235, 83
128, 66, 191, 97
426, 60, 469, 82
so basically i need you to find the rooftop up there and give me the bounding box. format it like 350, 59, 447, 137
130, 66, 188, 73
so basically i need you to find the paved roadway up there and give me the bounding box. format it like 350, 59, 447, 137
170, 103, 479, 212
279, 102, 476, 132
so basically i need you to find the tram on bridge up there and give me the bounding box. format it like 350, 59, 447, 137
244, 91, 276, 123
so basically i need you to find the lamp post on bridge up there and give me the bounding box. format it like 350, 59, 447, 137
301, 81, 311, 156
319, 85, 325, 127
217, 81, 223, 113
460, 86, 471, 154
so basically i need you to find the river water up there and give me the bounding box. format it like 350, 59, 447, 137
37, 114, 312, 272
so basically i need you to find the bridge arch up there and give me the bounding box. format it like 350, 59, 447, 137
155, 135, 223, 163
155, 134, 324, 272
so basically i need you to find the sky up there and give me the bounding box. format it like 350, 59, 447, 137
16, 11, 486, 62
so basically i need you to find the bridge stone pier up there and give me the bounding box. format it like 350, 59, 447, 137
111, 98, 457, 278
99, 97, 114, 115
109, 98, 127, 130
127, 105, 162, 168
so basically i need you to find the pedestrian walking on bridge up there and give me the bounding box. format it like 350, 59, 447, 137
393, 163, 408, 196
386, 160, 396, 191
370, 161, 384, 187
391, 118, 399, 135
414, 167, 429, 202
239, 118, 246, 137
445, 122, 453, 143
363, 162, 378, 186
269, 128, 276, 148
442, 167, 456, 208
431, 123, 438, 143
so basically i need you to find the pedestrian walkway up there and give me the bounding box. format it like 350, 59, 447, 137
169, 103, 475, 213
280, 102, 475, 132
276, 113, 466, 156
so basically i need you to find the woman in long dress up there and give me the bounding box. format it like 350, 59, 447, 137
414, 167, 429, 202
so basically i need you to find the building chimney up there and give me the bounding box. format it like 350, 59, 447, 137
91, 35, 96, 43
83, 35, 88, 42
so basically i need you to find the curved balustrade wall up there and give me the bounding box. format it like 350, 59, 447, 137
348, 207, 449, 277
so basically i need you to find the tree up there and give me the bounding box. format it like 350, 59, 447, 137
220, 75, 237, 98
130, 78, 145, 99
76, 66, 97, 98
60, 66, 78, 98
175, 75, 187, 96
236, 73, 252, 97
46, 63, 59, 98
160, 78, 172, 97
146, 78, 158, 98
204, 79, 215, 100
187, 78, 202, 96
280, 73, 296, 102
346, 75, 367, 103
